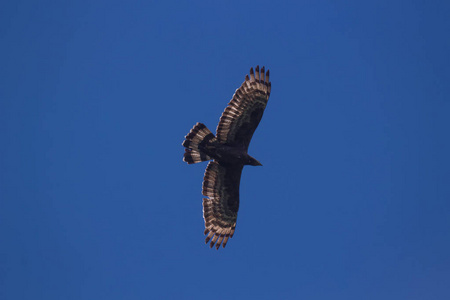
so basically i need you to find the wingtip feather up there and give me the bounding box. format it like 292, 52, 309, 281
255, 65, 260, 82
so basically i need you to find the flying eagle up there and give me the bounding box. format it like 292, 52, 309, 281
182, 66, 271, 249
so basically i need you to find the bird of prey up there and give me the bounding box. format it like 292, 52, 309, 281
182, 66, 271, 249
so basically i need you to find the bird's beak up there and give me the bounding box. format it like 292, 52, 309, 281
249, 155, 262, 166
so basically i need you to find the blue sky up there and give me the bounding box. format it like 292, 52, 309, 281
1, 1, 450, 299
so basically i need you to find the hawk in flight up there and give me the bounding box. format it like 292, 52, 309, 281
182, 66, 271, 249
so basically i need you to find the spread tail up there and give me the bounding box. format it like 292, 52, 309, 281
182, 123, 217, 164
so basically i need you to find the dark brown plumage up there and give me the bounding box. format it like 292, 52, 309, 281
182, 66, 271, 249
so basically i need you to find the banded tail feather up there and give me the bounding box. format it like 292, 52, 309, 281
182, 122, 217, 164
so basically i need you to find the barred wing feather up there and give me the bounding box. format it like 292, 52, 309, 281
202, 161, 243, 249
216, 66, 271, 150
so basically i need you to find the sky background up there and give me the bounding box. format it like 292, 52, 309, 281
1, 1, 450, 299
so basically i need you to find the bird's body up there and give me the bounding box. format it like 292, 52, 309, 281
182, 66, 271, 249
188, 133, 261, 166
214, 145, 261, 166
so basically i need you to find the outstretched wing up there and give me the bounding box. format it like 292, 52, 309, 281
216, 66, 271, 150
202, 161, 243, 249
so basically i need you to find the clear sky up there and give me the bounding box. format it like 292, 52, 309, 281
1, 1, 450, 299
